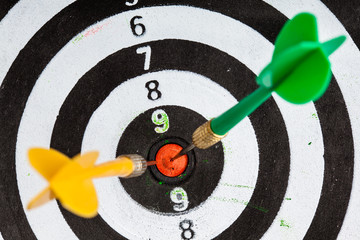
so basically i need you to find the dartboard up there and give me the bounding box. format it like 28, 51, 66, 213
0, 0, 359, 239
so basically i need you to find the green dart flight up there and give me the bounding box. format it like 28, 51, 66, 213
211, 12, 346, 136
173, 12, 346, 160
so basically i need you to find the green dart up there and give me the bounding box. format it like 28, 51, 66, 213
172, 12, 346, 160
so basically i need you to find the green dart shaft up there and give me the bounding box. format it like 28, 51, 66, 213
211, 86, 272, 136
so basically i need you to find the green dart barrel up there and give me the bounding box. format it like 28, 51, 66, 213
209, 12, 345, 136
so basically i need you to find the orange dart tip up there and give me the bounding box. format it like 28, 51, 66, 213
146, 161, 157, 166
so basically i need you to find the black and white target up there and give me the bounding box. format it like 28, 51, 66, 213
0, 0, 359, 239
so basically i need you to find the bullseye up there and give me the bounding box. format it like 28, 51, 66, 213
155, 144, 188, 177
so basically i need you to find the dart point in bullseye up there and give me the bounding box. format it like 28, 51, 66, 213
155, 143, 188, 177
174, 12, 346, 159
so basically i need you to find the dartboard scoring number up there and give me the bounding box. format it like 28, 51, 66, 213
180, 219, 195, 240
136, 46, 151, 70
151, 109, 169, 133
170, 187, 189, 211
130, 16, 146, 36
145, 80, 162, 100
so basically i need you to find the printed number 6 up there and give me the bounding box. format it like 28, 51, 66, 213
130, 16, 146, 36
152, 109, 169, 133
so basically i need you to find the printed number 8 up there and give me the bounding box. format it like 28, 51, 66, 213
179, 219, 194, 240
145, 80, 162, 100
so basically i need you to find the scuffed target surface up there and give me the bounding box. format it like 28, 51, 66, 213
0, 0, 359, 240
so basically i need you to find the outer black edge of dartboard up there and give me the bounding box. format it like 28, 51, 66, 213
52, 39, 289, 240
0, 0, 354, 239
321, 0, 360, 49
0, 0, 19, 21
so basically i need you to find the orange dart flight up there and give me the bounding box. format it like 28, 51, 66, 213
27, 148, 147, 218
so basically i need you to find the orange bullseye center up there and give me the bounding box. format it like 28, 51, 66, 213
155, 144, 188, 177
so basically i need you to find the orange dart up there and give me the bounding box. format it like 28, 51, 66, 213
27, 148, 147, 218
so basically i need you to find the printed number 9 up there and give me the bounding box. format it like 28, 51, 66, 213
152, 109, 169, 133
170, 187, 189, 211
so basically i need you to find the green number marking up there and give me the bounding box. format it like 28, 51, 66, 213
151, 109, 169, 133
170, 187, 189, 211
